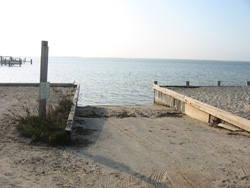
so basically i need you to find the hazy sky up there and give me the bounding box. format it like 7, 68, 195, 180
1, 0, 250, 61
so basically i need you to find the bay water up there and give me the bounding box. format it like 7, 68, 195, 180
0, 57, 249, 106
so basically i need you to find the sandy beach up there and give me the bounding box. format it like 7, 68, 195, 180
169, 86, 250, 120
0, 86, 250, 187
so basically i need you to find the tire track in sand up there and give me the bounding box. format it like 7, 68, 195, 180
109, 118, 215, 187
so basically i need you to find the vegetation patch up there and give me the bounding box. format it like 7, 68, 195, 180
7, 88, 74, 146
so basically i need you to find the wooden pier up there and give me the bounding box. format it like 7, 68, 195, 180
0, 56, 32, 66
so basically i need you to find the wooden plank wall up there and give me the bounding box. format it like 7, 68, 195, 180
153, 84, 250, 132
65, 84, 80, 133
154, 89, 185, 113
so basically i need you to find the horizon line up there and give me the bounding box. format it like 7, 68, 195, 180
11, 55, 250, 62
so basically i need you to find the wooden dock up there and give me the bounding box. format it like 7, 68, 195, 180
152, 83, 250, 132
0, 56, 32, 66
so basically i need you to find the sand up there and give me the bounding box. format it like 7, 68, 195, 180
0, 86, 250, 188
168, 86, 250, 120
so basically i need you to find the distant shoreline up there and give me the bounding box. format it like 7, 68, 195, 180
6, 56, 250, 63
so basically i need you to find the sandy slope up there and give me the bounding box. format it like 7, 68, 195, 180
73, 106, 250, 188
0, 86, 250, 187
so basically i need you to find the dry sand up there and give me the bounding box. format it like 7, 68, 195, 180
169, 86, 250, 120
0, 86, 250, 188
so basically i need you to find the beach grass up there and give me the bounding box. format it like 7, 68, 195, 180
6, 89, 74, 145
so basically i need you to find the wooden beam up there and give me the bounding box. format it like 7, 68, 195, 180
185, 97, 250, 132
185, 103, 210, 123
65, 84, 80, 132
152, 84, 185, 102
0, 83, 75, 87
218, 123, 242, 132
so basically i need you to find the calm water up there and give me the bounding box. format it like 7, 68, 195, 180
1, 57, 250, 106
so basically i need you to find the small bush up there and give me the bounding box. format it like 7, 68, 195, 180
8, 88, 75, 146
49, 131, 71, 145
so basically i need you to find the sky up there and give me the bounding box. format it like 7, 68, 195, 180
1, 0, 250, 61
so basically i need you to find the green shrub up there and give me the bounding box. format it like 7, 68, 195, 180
49, 131, 71, 145
14, 97, 73, 145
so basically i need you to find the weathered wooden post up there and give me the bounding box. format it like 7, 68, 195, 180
186, 81, 190, 87
153, 81, 158, 104
247, 81, 250, 87
218, 81, 221, 86
39, 41, 49, 120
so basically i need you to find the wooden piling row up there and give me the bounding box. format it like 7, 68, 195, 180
157, 81, 250, 87
0, 56, 32, 66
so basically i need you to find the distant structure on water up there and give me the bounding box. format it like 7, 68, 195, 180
0, 56, 32, 67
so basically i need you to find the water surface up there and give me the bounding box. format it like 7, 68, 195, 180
1, 57, 249, 106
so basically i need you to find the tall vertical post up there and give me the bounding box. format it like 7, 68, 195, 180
217, 81, 221, 86
153, 81, 158, 104
39, 41, 49, 120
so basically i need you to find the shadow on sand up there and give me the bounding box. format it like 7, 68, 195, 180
72, 106, 167, 187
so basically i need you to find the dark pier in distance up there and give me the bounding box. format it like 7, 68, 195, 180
0, 56, 32, 66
